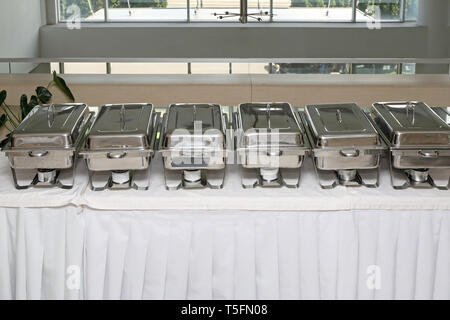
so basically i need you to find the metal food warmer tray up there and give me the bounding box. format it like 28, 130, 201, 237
301, 103, 386, 189
159, 103, 229, 190
2, 103, 93, 189
233, 102, 310, 188
372, 101, 450, 190
79, 103, 159, 191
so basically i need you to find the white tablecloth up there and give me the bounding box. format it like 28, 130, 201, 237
0, 155, 449, 300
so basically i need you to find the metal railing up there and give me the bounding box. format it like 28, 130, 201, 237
1, 58, 449, 75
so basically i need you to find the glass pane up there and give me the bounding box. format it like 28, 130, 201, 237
190, 63, 230, 74
352, 63, 398, 74
247, 0, 271, 22
108, 0, 187, 21
231, 63, 269, 74
274, 0, 353, 22
190, 0, 240, 22
110, 62, 188, 74
64, 63, 107, 74
50, 63, 61, 74
9, 63, 42, 74
405, 0, 418, 21
401, 63, 416, 74
59, 0, 106, 22
356, 0, 401, 22
273, 63, 349, 74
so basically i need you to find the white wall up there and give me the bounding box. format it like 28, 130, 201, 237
40, 23, 429, 59
0, 0, 45, 72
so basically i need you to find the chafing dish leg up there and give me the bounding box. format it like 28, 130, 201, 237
11, 168, 34, 190
131, 169, 151, 191
88, 170, 110, 191
389, 158, 411, 190
280, 168, 301, 188
206, 169, 225, 189
164, 169, 183, 191
358, 168, 380, 188
240, 167, 258, 189
427, 169, 450, 191
311, 158, 339, 189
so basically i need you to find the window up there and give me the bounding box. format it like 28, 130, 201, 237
64, 62, 108, 74
352, 63, 399, 74
274, 0, 353, 22
58, 0, 418, 22
355, 0, 402, 22
108, 0, 186, 22
110, 62, 188, 74
273, 63, 350, 74
59, 0, 106, 22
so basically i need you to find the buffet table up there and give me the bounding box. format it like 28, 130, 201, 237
0, 154, 449, 300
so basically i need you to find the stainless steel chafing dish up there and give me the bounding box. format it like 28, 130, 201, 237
2, 103, 93, 189
233, 102, 310, 188
301, 103, 385, 189
372, 101, 450, 190
79, 103, 159, 191
159, 103, 228, 190
433, 106, 450, 125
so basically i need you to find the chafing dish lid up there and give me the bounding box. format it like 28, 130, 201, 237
433, 106, 450, 125
372, 102, 450, 148
11, 103, 88, 149
165, 103, 223, 133
238, 102, 304, 148
305, 103, 379, 148
163, 103, 224, 150
87, 104, 154, 150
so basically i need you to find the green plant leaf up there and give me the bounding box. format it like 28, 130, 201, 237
0, 90, 6, 105
0, 114, 6, 127
20, 94, 28, 119
20, 94, 38, 119
53, 71, 75, 102
36, 86, 52, 104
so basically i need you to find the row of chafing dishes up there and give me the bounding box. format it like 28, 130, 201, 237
2, 101, 450, 191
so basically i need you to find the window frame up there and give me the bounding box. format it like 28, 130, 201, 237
54, 0, 416, 24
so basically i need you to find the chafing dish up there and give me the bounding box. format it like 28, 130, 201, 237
301, 103, 385, 189
79, 104, 159, 191
2, 103, 93, 189
159, 103, 228, 190
434, 106, 450, 125
233, 102, 310, 188
372, 101, 450, 190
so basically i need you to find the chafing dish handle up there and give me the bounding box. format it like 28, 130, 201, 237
29, 150, 49, 157
150, 111, 161, 152
158, 112, 168, 151
107, 152, 127, 159
340, 150, 360, 158
266, 150, 283, 156
418, 150, 439, 158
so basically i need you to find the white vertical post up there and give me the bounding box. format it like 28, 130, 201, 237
105, 0, 109, 22
46, 0, 58, 24
351, 0, 357, 22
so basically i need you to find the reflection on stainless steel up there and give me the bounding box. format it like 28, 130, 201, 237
372, 101, 450, 190
159, 103, 228, 190
79, 104, 159, 191
302, 103, 385, 189
234, 102, 310, 188
2, 103, 92, 189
